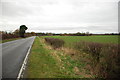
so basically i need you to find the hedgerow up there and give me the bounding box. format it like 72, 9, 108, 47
2, 33, 19, 40
45, 37, 64, 49
75, 41, 120, 78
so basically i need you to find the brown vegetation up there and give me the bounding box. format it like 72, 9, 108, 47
1, 30, 36, 40
75, 41, 120, 78
45, 37, 65, 49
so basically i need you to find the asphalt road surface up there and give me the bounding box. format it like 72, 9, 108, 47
2, 36, 35, 78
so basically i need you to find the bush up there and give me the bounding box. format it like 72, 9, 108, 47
45, 37, 65, 49
98, 44, 120, 78
75, 41, 120, 78
2, 33, 19, 40
76, 41, 102, 62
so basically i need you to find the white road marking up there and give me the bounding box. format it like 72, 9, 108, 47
17, 36, 35, 80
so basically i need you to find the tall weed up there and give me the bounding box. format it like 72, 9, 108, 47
75, 41, 120, 78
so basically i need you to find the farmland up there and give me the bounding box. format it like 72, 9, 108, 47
25, 37, 88, 78
42, 35, 119, 48
25, 35, 119, 78
42, 35, 120, 78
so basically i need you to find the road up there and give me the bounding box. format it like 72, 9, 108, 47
1, 36, 35, 78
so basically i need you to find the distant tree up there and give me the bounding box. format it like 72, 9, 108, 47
19, 25, 28, 38
76, 32, 81, 36
62, 33, 68, 36
13, 29, 19, 35
31, 32, 36, 36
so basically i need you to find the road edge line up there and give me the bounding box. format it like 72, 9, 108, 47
17, 37, 35, 80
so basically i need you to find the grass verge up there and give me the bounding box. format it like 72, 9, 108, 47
25, 37, 92, 78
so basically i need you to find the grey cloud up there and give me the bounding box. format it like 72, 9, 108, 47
2, 2, 33, 17
29, 25, 118, 33
87, 26, 118, 32
64, 2, 117, 23
1, 0, 118, 33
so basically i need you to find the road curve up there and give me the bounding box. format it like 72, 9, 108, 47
2, 36, 35, 78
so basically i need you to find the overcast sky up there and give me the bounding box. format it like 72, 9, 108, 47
0, 0, 119, 33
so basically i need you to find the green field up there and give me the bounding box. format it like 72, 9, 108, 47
42, 35, 119, 47
25, 35, 119, 78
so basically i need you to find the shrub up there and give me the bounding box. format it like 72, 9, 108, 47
45, 37, 65, 49
87, 42, 102, 63
2, 33, 19, 40
76, 41, 102, 63
98, 44, 120, 78
75, 41, 120, 78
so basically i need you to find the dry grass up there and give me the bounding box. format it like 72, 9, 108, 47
41, 38, 93, 78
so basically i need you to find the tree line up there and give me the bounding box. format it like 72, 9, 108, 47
1, 25, 119, 40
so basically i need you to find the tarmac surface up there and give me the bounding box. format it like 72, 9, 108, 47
1, 36, 35, 78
